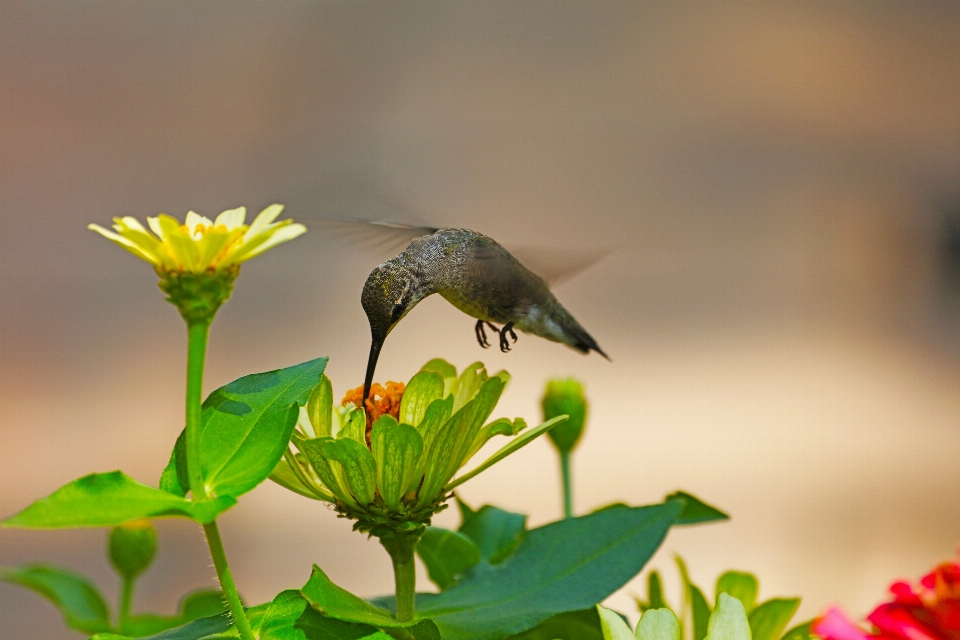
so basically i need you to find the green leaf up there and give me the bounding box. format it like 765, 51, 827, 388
598, 605, 635, 640
371, 417, 424, 509
444, 414, 566, 492
452, 362, 489, 411
504, 608, 605, 640
319, 438, 377, 506
705, 594, 751, 640
780, 621, 814, 640
466, 417, 527, 462
412, 501, 684, 640
113, 589, 230, 637
0, 564, 111, 634
2, 471, 235, 528
458, 504, 528, 564
417, 527, 482, 590
307, 374, 334, 438
647, 571, 667, 610
260, 590, 393, 640
675, 556, 712, 640
748, 599, 800, 640
199, 357, 327, 498
400, 371, 445, 428
159, 430, 188, 497
91, 602, 270, 640
715, 572, 758, 613
665, 492, 729, 526
419, 378, 504, 503
300, 565, 440, 637
420, 358, 458, 397
636, 609, 682, 640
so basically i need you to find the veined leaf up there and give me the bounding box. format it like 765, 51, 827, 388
400, 371, 445, 427
2, 471, 235, 528
411, 501, 684, 640
90, 601, 270, 640
748, 599, 800, 640
505, 608, 605, 640
300, 565, 440, 637
371, 417, 423, 509
199, 357, 327, 498
259, 590, 393, 640
0, 564, 111, 634
417, 527, 482, 590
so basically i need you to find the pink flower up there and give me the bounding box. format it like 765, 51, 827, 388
814, 554, 960, 640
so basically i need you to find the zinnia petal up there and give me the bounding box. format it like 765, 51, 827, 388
245, 204, 285, 240
214, 207, 246, 230
813, 607, 873, 640
229, 222, 306, 264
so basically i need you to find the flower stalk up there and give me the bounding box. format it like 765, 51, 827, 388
185, 321, 210, 501
203, 521, 255, 640
380, 528, 423, 622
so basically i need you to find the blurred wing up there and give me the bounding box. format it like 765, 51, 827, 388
508, 245, 615, 286
307, 216, 439, 255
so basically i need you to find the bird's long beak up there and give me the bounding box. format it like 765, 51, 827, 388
362, 338, 384, 404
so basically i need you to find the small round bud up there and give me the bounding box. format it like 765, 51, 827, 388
541, 378, 588, 454
109, 520, 157, 580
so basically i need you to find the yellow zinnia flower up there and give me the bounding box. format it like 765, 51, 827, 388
88, 204, 306, 273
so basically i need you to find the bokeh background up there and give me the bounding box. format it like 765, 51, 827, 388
2, 2, 960, 638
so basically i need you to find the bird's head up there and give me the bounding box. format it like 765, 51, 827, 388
361, 262, 419, 343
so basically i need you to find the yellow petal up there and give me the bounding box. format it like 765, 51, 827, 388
231, 222, 307, 264
155, 215, 198, 270
88, 224, 162, 266
246, 204, 285, 240
147, 216, 164, 237
214, 207, 246, 230
115, 216, 152, 235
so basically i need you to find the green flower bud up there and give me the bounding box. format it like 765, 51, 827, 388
109, 520, 157, 580
541, 378, 587, 454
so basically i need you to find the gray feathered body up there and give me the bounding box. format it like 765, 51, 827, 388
379, 229, 605, 356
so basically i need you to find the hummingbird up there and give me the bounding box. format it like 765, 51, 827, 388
358, 226, 609, 402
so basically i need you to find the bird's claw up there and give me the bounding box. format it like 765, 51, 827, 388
499, 322, 517, 353
475, 321, 502, 349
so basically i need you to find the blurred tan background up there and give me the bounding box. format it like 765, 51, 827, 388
2, 2, 960, 638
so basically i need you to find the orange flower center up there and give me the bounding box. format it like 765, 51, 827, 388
342, 381, 406, 440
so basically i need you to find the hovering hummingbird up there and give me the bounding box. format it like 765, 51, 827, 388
354, 224, 610, 402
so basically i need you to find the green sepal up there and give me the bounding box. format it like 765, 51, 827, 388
338, 407, 367, 444
299, 437, 359, 509
400, 371, 445, 428
420, 358, 458, 397
320, 438, 377, 506
444, 414, 567, 492
270, 455, 329, 501
466, 417, 527, 462
300, 565, 440, 636
457, 502, 528, 564
780, 621, 814, 640
637, 571, 667, 611
371, 416, 424, 510
0, 563, 111, 634
597, 605, 634, 640
2, 471, 235, 528
307, 374, 334, 438
676, 556, 712, 640
706, 594, 751, 640
636, 609, 682, 640
109, 520, 157, 580
411, 396, 454, 486
716, 572, 759, 613
417, 526, 482, 590
667, 492, 729, 526
418, 378, 504, 504
748, 599, 800, 640
451, 362, 489, 411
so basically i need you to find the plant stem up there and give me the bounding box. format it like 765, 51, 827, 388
560, 450, 573, 519
203, 521, 255, 640
185, 321, 210, 501
380, 531, 422, 623
118, 576, 134, 631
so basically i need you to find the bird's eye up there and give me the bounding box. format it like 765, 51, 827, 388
391, 303, 405, 322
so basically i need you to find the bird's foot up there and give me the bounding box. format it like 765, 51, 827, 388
475, 320, 501, 348
499, 322, 517, 353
